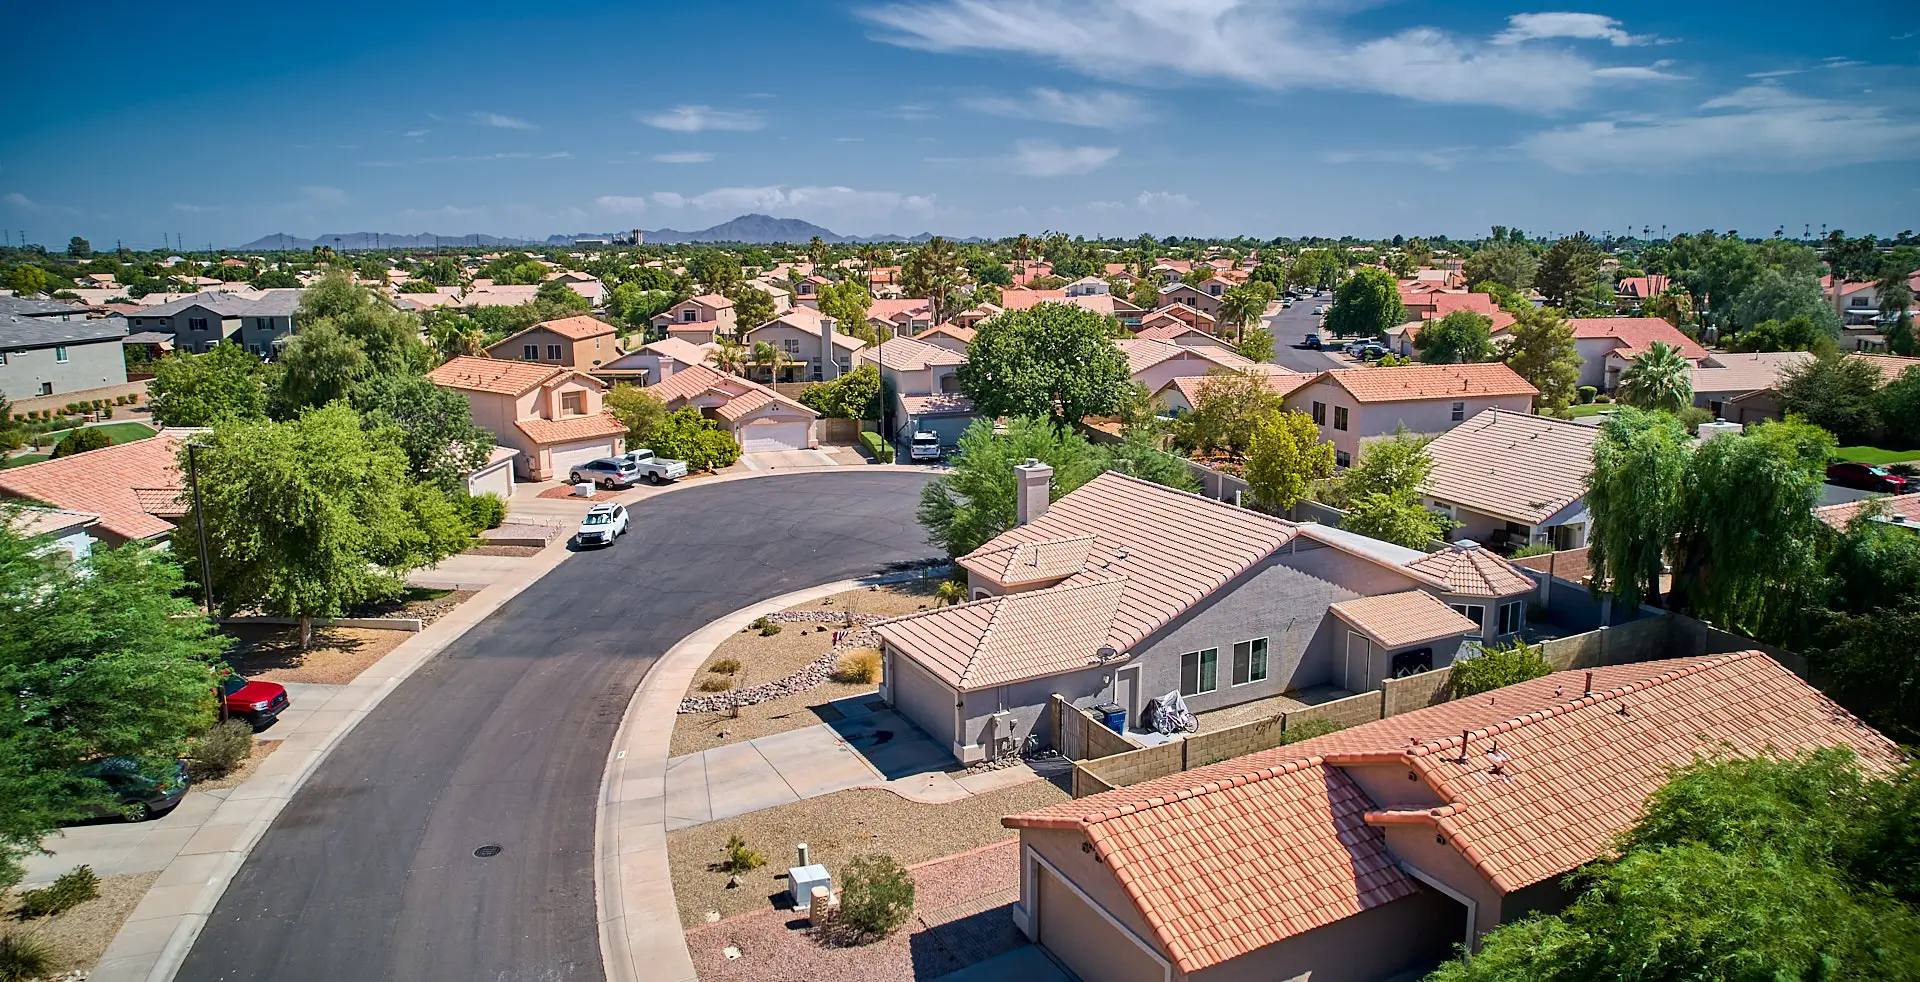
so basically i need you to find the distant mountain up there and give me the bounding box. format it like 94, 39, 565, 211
640, 214, 843, 245
232, 231, 539, 251
232, 216, 984, 251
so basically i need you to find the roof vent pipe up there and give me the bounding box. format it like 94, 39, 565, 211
1583, 671, 1594, 697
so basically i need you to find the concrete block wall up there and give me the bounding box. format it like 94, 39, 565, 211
1052, 695, 1137, 762
1382, 668, 1454, 716
1185, 715, 1286, 769
1285, 690, 1389, 730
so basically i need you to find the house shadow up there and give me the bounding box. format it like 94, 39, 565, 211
906, 902, 1026, 979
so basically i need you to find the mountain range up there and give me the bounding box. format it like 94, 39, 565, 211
234, 215, 972, 251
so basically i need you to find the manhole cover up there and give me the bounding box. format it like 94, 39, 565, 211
474, 844, 503, 858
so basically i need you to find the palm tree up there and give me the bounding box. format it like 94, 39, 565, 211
706, 337, 749, 376
1615, 341, 1693, 413
751, 341, 791, 382
427, 312, 486, 359
1217, 286, 1267, 341
934, 579, 968, 606
1877, 268, 1915, 355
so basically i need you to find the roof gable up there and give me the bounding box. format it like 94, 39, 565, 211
1422, 409, 1599, 526
1320, 363, 1538, 404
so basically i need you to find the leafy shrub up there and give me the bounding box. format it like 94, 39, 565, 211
1450, 640, 1554, 698
749, 616, 782, 637
1594, 393, 1612, 404
1678, 406, 1715, 435
51, 426, 111, 458
189, 719, 255, 779
698, 676, 732, 693
1511, 542, 1554, 558
1577, 385, 1598, 404
708, 657, 741, 675
858, 430, 894, 463
721, 834, 766, 874
1280, 716, 1346, 745
832, 650, 883, 685
456, 493, 507, 530
15, 864, 100, 918
836, 854, 915, 937
0, 932, 56, 981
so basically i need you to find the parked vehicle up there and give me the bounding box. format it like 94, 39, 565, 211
1826, 462, 1910, 493
71, 757, 189, 822
1314, 305, 1328, 316
1301, 333, 1323, 349
220, 673, 290, 730
1356, 343, 1388, 360
621, 449, 689, 484
570, 457, 642, 489
1342, 338, 1382, 356
577, 502, 629, 546
910, 431, 944, 461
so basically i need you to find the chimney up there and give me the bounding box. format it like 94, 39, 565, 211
819, 315, 840, 381
1015, 459, 1053, 526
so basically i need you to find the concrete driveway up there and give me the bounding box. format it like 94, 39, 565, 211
727, 448, 839, 471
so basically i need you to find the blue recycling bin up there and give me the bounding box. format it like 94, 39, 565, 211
1092, 702, 1127, 735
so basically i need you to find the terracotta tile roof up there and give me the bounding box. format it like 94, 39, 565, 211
1690, 351, 1813, 396
1566, 317, 1710, 362
531, 314, 616, 340
1616, 274, 1671, 299
877, 473, 1298, 688
0, 432, 188, 541
1142, 302, 1217, 324
898, 393, 974, 416
874, 335, 967, 372
1133, 322, 1221, 344
1331, 590, 1480, 648
646, 362, 736, 403
1400, 291, 1497, 320
1851, 353, 1920, 384
1162, 369, 1315, 409
6, 506, 100, 539
918, 322, 975, 343
689, 293, 734, 309
957, 534, 1098, 587
1814, 492, 1920, 530
639, 337, 715, 364
1320, 363, 1538, 404
1345, 652, 1901, 893
877, 577, 1130, 690
1115, 337, 1251, 376
868, 298, 932, 322
645, 362, 815, 420
427, 356, 568, 396
1404, 542, 1536, 598
514, 413, 627, 445
1422, 409, 1598, 526
996, 289, 1067, 311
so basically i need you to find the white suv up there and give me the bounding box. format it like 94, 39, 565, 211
910, 431, 944, 461
576, 503, 628, 547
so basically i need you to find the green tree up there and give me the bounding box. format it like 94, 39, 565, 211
51, 426, 112, 458
798, 364, 881, 420
816, 280, 875, 343
1323, 268, 1405, 338
958, 302, 1130, 433
902, 237, 969, 324
1217, 285, 1267, 340
1130, 276, 1162, 311
0, 511, 224, 888
645, 407, 740, 472
1778, 353, 1885, 445
1245, 410, 1334, 512
148, 344, 271, 426
1326, 426, 1434, 508
1878, 366, 1920, 447
275, 320, 370, 413
1728, 314, 1837, 355
1730, 267, 1842, 336
1343, 490, 1455, 548
1461, 242, 1536, 291
66, 237, 91, 259
1585, 409, 1690, 608
1448, 640, 1552, 697
727, 285, 775, 331
1234, 326, 1276, 363
424, 310, 487, 360
294, 271, 428, 377
1614, 341, 1693, 413
605, 383, 667, 446
534, 278, 591, 313
1413, 310, 1495, 364
6, 264, 49, 297
349, 373, 495, 492
1501, 306, 1581, 412
1534, 234, 1602, 310
1170, 370, 1287, 460
179, 404, 472, 647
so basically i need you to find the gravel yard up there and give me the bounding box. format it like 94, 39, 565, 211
0, 870, 160, 975
685, 841, 1025, 982
219, 590, 474, 685
667, 779, 1066, 927
190, 737, 280, 792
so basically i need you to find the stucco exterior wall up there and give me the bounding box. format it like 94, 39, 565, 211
1131, 353, 1236, 396
958, 664, 1109, 764
0, 337, 127, 397
882, 645, 960, 757
1188, 887, 1462, 982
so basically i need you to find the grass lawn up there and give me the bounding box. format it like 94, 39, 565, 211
1834, 446, 1920, 465
37, 421, 156, 446
1, 453, 49, 469
1563, 404, 1619, 418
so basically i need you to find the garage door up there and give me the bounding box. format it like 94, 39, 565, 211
1038, 867, 1166, 982
552, 440, 616, 476
739, 420, 808, 454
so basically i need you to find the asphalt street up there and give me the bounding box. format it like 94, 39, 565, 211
1263, 294, 1349, 374
179, 471, 937, 982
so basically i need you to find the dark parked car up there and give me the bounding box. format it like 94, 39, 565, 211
1826, 462, 1909, 493
1301, 333, 1323, 349
72, 757, 189, 822
220, 673, 290, 730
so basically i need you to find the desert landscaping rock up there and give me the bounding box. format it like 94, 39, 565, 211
677, 610, 884, 714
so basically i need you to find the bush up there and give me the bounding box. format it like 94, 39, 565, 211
832, 649, 883, 685
1280, 716, 1346, 745
837, 854, 915, 937
697, 676, 732, 693
51, 426, 112, 458
1450, 640, 1554, 697
1594, 393, 1613, 404
1577, 385, 1598, 404
721, 834, 766, 874
749, 616, 782, 637
1511, 542, 1554, 558
858, 430, 894, 463
189, 718, 255, 779
0, 933, 56, 981
456, 493, 507, 530
1678, 406, 1715, 435
708, 657, 741, 675
15, 864, 100, 918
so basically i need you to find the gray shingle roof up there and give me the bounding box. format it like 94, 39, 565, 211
0, 295, 88, 318
0, 313, 129, 350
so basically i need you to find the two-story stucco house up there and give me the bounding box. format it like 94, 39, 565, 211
484, 314, 620, 371
426, 356, 625, 481
649, 293, 737, 341
864, 334, 974, 445
739, 307, 865, 382
125, 289, 304, 356
1560, 317, 1710, 391
1156, 282, 1224, 317
0, 312, 129, 399
1282, 364, 1539, 468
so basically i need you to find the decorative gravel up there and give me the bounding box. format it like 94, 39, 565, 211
1, 870, 160, 976
677, 611, 882, 714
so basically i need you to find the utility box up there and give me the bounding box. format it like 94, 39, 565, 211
788, 864, 831, 908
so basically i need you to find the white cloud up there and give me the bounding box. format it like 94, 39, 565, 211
404, 129, 430, 138
1135, 190, 1193, 212
859, 0, 1645, 112
540, 151, 571, 159
469, 112, 536, 130
653, 152, 715, 164
884, 104, 939, 121
1320, 147, 1474, 170
1592, 62, 1688, 81
639, 106, 765, 132
1492, 12, 1655, 46
1519, 85, 1920, 173
1008, 140, 1119, 177
1747, 68, 1803, 79
961, 88, 1146, 128
2, 192, 36, 209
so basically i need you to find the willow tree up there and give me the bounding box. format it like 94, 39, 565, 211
1585, 409, 1689, 609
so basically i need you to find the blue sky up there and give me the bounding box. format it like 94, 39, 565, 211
3, 1, 1916, 247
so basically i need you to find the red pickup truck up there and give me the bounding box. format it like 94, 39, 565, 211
219, 674, 291, 730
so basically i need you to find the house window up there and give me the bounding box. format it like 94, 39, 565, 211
1311, 401, 1326, 425
54, 346, 68, 363
1336, 450, 1351, 467
546, 344, 563, 360
1232, 638, 1268, 686
1180, 648, 1218, 696
523, 344, 539, 360
38, 382, 53, 396
1333, 406, 1348, 431
782, 339, 800, 355
1450, 603, 1486, 626
1451, 400, 1465, 422
1499, 600, 1525, 636
561, 391, 585, 416
189, 317, 208, 332
682, 308, 697, 323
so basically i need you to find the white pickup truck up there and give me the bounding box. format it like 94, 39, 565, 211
621, 448, 690, 484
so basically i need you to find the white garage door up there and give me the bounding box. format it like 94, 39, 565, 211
739, 421, 808, 454
553, 440, 617, 476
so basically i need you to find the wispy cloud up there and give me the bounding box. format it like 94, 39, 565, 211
1593, 62, 1689, 81
404, 129, 430, 138
639, 106, 765, 132
860, 0, 1661, 113
1321, 147, 1475, 170
2, 192, 37, 209
1520, 85, 1920, 173
653, 152, 715, 163
961, 88, 1147, 128
469, 111, 537, 130
1135, 190, 1194, 212
1007, 140, 1119, 176
1747, 68, 1803, 78
883, 104, 940, 121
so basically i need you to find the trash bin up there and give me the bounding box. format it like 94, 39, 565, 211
1092, 702, 1127, 735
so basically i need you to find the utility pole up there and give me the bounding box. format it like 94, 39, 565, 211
187, 443, 215, 614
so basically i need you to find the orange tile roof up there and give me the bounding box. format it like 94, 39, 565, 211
1814, 492, 1920, 530
688, 293, 734, 309
1115, 337, 1252, 376
645, 362, 735, 403
1331, 590, 1480, 648
1142, 302, 1217, 324
645, 362, 815, 420
995, 289, 1069, 311
1566, 317, 1710, 362
1851, 353, 1920, 384
532, 314, 616, 340
0, 432, 188, 541
514, 413, 627, 445
877, 577, 1130, 690
1133, 322, 1220, 343
868, 298, 931, 322
957, 534, 1097, 587
427, 355, 568, 396
1404, 542, 1536, 597
1320, 363, 1538, 404
918, 322, 975, 343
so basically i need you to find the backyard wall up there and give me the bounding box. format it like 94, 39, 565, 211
1051, 695, 1137, 762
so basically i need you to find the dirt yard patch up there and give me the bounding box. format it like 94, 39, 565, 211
685, 841, 1025, 982
1, 870, 160, 975
667, 779, 1066, 927
221, 625, 410, 685
189, 737, 280, 793
463, 544, 543, 558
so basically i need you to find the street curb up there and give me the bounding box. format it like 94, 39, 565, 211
88, 465, 937, 982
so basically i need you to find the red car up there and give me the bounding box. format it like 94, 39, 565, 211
219, 674, 291, 730
1826, 462, 1910, 493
